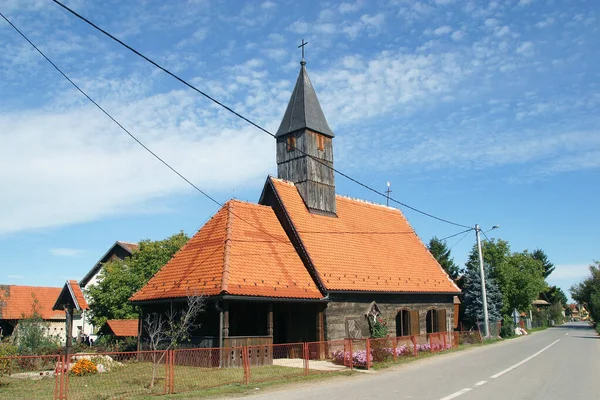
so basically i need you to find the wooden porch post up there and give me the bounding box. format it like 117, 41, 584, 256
137, 308, 143, 352
267, 304, 273, 336
317, 305, 325, 359
223, 302, 229, 339
65, 306, 73, 357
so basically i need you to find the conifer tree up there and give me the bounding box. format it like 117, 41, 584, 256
428, 236, 461, 280
463, 263, 503, 324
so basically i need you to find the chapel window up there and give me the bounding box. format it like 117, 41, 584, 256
317, 134, 325, 151
426, 309, 447, 333
287, 136, 296, 152
396, 309, 411, 337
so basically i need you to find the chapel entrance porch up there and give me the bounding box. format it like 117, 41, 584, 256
222, 300, 324, 346
220, 300, 325, 367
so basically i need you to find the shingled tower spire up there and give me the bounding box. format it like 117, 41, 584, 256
276, 54, 336, 215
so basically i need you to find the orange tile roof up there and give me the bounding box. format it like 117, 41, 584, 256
68, 280, 89, 310
106, 319, 139, 337
0, 285, 64, 320
131, 200, 322, 302
269, 177, 460, 294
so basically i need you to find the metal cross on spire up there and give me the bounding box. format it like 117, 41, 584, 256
298, 39, 308, 65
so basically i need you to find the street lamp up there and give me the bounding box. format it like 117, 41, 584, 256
475, 224, 499, 338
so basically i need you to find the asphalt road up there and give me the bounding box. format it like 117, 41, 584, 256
235, 322, 599, 400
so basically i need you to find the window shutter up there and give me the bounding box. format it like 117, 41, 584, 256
437, 309, 447, 332
410, 310, 420, 335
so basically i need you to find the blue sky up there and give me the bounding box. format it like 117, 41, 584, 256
1, 0, 598, 302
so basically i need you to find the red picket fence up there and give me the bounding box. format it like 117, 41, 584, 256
0, 332, 474, 399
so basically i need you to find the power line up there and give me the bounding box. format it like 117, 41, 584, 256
449, 230, 472, 251
0, 11, 303, 250
481, 230, 493, 243
50, 0, 472, 230
2, 12, 440, 268
439, 228, 474, 242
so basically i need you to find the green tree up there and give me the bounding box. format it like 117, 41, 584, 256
465, 239, 546, 314
543, 286, 568, 306
87, 232, 189, 328
495, 251, 547, 314
570, 261, 600, 324
428, 237, 461, 280
532, 249, 555, 278
464, 238, 511, 280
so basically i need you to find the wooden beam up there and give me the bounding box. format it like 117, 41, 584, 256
267, 304, 274, 336
65, 307, 73, 357
223, 302, 229, 338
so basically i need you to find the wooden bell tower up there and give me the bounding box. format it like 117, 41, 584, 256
275, 58, 336, 216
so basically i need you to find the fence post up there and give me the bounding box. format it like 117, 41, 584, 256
170, 350, 175, 394
64, 353, 71, 400
429, 334, 434, 353
164, 351, 169, 395
242, 346, 250, 385
349, 340, 353, 370
303, 343, 309, 376
392, 336, 397, 361
55, 355, 64, 400
366, 338, 371, 370
412, 335, 417, 357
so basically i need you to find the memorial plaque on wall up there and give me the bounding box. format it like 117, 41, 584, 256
345, 316, 367, 338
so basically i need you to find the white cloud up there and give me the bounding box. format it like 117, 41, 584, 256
451, 30, 465, 41
260, 1, 276, 9
433, 25, 453, 36
0, 83, 276, 235
50, 248, 85, 257
7, 275, 25, 279
289, 20, 309, 34
535, 17, 555, 28
516, 41, 534, 56
339, 1, 364, 14
343, 13, 385, 39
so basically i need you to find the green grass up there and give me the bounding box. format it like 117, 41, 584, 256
132, 370, 356, 400
0, 361, 315, 400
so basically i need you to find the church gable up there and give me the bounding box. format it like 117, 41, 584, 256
266, 177, 460, 294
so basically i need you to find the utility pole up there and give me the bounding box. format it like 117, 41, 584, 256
475, 224, 490, 338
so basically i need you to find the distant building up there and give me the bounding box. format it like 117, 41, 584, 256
79, 241, 139, 338
0, 284, 83, 342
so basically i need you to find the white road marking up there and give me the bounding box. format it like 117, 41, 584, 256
474, 380, 487, 386
439, 388, 472, 400
565, 333, 569, 336
490, 339, 561, 379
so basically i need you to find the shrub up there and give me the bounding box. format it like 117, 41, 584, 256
71, 359, 97, 376
500, 320, 516, 338
370, 317, 389, 338
0, 342, 18, 381
14, 317, 61, 356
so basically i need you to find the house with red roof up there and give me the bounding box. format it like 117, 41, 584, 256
130, 57, 460, 348
79, 240, 139, 338
0, 284, 85, 343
